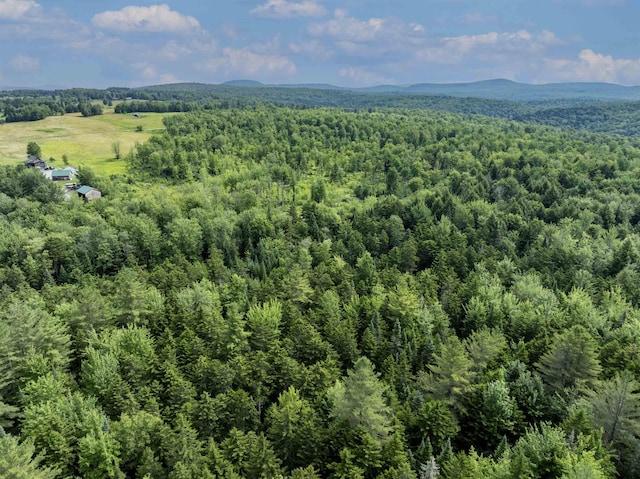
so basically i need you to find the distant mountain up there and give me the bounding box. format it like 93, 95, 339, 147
0, 86, 40, 92
7, 80, 640, 137
221, 80, 265, 87
1, 84, 67, 91
275, 83, 345, 90
213, 78, 640, 102
397, 79, 640, 101
354, 84, 407, 93
6, 79, 640, 103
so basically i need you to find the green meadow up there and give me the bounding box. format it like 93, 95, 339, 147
0, 111, 176, 175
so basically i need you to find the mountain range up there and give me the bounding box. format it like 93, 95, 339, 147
220, 78, 640, 102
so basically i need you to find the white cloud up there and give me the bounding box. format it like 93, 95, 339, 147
92, 4, 201, 33
0, 1, 211, 86
132, 62, 158, 80
8, 53, 38, 73
289, 39, 333, 61
0, 0, 37, 20
0, 4, 92, 44
547, 49, 640, 84
250, 0, 325, 19
159, 73, 180, 84
160, 40, 193, 61
127, 63, 181, 85
220, 24, 242, 40
308, 9, 426, 59
418, 30, 562, 64
339, 66, 394, 86
310, 9, 423, 43
204, 48, 297, 78
308, 11, 572, 83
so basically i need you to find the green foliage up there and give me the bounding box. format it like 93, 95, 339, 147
21, 391, 118, 477
587, 371, 640, 445
246, 300, 282, 351
266, 386, 321, 470
0, 299, 71, 401
510, 425, 569, 478
477, 380, 516, 451
421, 336, 476, 407
0, 433, 60, 479
536, 325, 602, 397
221, 429, 282, 479
2, 101, 640, 477
413, 400, 459, 451
26, 142, 41, 158
79, 102, 103, 117
329, 357, 393, 442
585, 371, 640, 476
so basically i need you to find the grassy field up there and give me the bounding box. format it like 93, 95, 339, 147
0, 111, 176, 175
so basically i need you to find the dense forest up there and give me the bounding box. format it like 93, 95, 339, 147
2, 104, 640, 478
514, 101, 640, 137
5, 83, 640, 137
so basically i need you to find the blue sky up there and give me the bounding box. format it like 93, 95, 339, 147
0, 0, 639, 88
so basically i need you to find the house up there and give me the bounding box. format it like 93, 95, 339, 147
77, 185, 101, 201
25, 155, 46, 169
51, 168, 76, 181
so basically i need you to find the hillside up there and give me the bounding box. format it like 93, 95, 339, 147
150, 78, 640, 102
0, 110, 175, 174
6, 83, 640, 137
1, 104, 640, 477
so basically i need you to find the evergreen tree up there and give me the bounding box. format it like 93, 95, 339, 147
587, 371, 640, 476
0, 432, 60, 479
221, 429, 282, 479
328, 357, 393, 443
537, 325, 602, 397
266, 386, 321, 470
422, 336, 476, 408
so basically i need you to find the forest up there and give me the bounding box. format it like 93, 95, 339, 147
2, 101, 640, 478
5, 82, 640, 138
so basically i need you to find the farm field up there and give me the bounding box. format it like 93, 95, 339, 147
0, 111, 176, 175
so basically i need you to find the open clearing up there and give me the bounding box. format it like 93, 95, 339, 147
0, 111, 177, 175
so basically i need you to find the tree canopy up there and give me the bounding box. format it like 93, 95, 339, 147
1, 101, 640, 477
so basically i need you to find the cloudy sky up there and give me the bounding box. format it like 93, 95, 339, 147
0, 0, 639, 88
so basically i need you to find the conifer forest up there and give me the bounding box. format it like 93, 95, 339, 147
3, 86, 640, 478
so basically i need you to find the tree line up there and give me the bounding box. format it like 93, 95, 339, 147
0, 97, 103, 123
5, 83, 640, 138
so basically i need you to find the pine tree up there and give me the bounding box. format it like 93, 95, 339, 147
221, 429, 282, 479
587, 371, 640, 476
415, 400, 459, 451
266, 386, 320, 469
0, 433, 60, 479
536, 325, 601, 396
478, 380, 516, 451
78, 430, 124, 479
419, 457, 439, 479
328, 357, 393, 442
0, 397, 19, 429
246, 300, 282, 351
0, 299, 71, 401
588, 371, 640, 445
329, 448, 365, 479
422, 336, 476, 407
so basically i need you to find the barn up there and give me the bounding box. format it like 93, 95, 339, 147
77, 185, 101, 201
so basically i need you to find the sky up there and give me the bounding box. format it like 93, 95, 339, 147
0, 0, 640, 88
